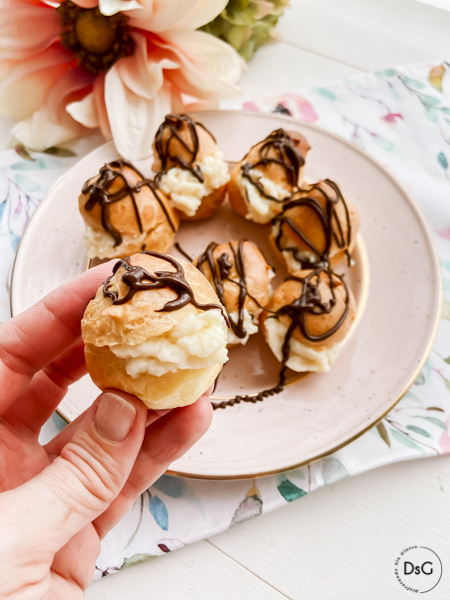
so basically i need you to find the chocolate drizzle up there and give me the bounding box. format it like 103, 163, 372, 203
241, 129, 305, 203
197, 241, 252, 340
272, 179, 352, 268
211, 266, 350, 410
102, 251, 229, 323
83, 159, 176, 247
154, 114, 216, 184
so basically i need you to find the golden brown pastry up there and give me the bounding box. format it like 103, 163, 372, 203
79, 159, 178, 260
82, 251, 229, 409
270, 179, 360, 273
261, 266, 355, 373
228, 129, 310, 224
152, 114, 229, 221
194, 240, 273, 347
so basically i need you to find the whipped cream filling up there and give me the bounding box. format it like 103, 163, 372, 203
158, 150, 229, 217
264, 317, 340, 373
227, 309, 258, 346
110, 310, 228, 377
237, 169, 290, 224
83, 227, 148, 259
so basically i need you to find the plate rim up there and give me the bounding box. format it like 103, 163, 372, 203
10, 110, 443, 479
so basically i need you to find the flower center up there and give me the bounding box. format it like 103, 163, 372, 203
57, 1, 135, 75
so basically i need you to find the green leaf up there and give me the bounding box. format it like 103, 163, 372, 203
406, 425, 431, 437
442, 299, 450, 320
43, 146, 77, 157
402, 76, 426, 89
277, 479, 307, 502
377, 69, 397, 77
376, 421, 391, 447
441, 107, 450, 116
415, 416, 447, 430
420, 95, 441, 108
14, 174, 40, 192
390, 428, 422, 451
415, 372, 426, 385
121, 554, 155, 569
321, 457, 349, 484
371, 135, 394, 151
315, 88, 337, 100
425, 108, 438, 123
441, 300, 450, 320
427, 406, 445, 411
438, 152, 448, 170
15, 145, 35, 161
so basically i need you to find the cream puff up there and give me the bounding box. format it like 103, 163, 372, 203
79, 159, 178, 260
261, 266, 355, 373
270, 179, 360, 273
228, 129, 310, 224
82, 251, 229, 409
152, 114, 229, 221
194, 240, 272, 347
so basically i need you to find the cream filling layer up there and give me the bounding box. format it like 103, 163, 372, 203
264, 317, 340, 373
110, 310, 228, 377
83, 227, 148, 259
227, 309, 258, 346
237, 169, 290, 224
158, 150, 229, 217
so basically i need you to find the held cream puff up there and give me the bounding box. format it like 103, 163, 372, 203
194, 240, 273, 347
270, 179, 360, 274
227, 129, 310, 224
79, 160, 179, 260
152, 114, 230, 221
82, 252, 229, 409
261, 267, 355, 373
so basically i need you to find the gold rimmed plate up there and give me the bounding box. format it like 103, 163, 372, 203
10, 111, 441, 479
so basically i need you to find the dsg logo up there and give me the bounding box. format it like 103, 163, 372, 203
394, 547, 442, 594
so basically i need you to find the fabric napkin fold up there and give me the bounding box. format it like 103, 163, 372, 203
1, 61, 449, 578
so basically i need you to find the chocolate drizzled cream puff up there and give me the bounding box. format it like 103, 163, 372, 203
152, 114, 230, 221
194, 240, 273, 347
79, 160, 178, 259
261, 267, 355, 373
228, 129, 310, 224
270, 179, 360, 273
82, 252, 229, 409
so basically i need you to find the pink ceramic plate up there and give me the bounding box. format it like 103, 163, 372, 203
10, 111, 441, 479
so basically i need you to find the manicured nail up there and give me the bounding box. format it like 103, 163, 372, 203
94, 393, 136, 442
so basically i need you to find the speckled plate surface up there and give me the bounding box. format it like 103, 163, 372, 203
10, 111, 441, 479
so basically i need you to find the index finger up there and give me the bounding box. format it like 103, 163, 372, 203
0, 261, 115, 415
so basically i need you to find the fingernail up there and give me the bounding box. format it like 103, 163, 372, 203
94, 393, 136, 442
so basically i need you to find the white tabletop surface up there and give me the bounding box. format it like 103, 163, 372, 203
5, 0, 450, 597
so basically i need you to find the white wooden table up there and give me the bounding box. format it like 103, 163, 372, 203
6, 0, 449, 597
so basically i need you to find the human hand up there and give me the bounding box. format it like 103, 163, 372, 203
0, 263, 213, 599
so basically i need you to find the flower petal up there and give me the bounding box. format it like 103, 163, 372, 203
11, 105, 88, 150
130, 0, 227, 32
66, 90, 99, 128
71, 0, 98, 7
105, 59, 172, 159
0, 4, 60, 60
67, 74, 112, 140
99, 0, 142, 16
158, 30, 242, 100
0, 48, 72, 119
113, 33, 178, 100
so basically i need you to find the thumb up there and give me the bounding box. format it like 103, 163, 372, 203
8, 391, 147, 555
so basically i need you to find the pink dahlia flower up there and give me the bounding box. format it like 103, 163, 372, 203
0, 0, 243, 159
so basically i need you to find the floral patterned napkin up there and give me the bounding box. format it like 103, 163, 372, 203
1, 62, 449, 578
